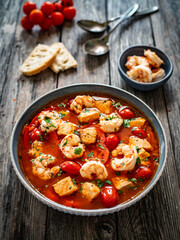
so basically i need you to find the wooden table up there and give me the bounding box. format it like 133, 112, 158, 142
1, 0, 179, 239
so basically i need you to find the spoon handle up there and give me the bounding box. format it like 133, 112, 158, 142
107, 6, 159, 24
103, 4, 139, 40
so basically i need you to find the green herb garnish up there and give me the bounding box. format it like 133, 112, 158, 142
74, 147, 82, 155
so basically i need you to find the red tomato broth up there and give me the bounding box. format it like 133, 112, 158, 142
18, 94, 160, 209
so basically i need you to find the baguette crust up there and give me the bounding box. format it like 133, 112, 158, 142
21, 44, 60, 76
50, 42, 78, 73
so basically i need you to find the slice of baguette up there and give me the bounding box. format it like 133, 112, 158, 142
50, 42, 78, 73
21, 44, 60, 76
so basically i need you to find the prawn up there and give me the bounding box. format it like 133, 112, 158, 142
125, 56, 150, 70
152, 68, 165, 81
32, 154, 60, 180
99, 113, 123, 133
38, 111, 61, 133
60, 134, 85, 159
111, 143, 138, 171
127, 65, 152, 83
144, 49, 164, 68
80, 160, 108, 180
70, 95, 95, 114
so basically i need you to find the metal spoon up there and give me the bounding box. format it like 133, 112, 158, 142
78, 6, 159, 33
85, 4, 139, 56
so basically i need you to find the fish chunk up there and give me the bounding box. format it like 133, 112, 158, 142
129, 136, 152, 150
130, 118, 146, 127
53, 176, 78, 197
80, 127, 97, 144
95, 100, 112, 114
57, 122, 77, 135
81, 182, 100, 201
112, 177, 133, 191
78, 108, 99, 123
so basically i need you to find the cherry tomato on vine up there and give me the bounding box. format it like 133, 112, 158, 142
60, 161, 81, 175
101, 186, 119, 208
21, 16, 34, 30
119, 108, 135, 119
23, 1, 36, 15
54, 2, 63, 12
30, 128, 43, 142
134, 167, 152, 181
41, 1, 55, 16
63, 6, 76, 20
61, 0, 74, 8
132, 127, 147, 138
105, 134, 120, 151
51, 12, 64, 26
39, 17, 52, 30
29, 9, 45, 24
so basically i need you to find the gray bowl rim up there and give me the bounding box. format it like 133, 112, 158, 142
118, 44, 173, 86
10, 83, 167, 216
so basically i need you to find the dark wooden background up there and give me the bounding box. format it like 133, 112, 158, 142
0, 0, 179, 239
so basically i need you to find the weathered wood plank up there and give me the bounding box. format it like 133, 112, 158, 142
108, 0, 180, 239
0, 0, 60, 239
46, 1, 117, 240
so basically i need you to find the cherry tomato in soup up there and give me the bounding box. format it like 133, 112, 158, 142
29, 9, 45, 24
39, 17, 52, 30
63, 7, 76, 20
119, 108, 135, 119
21, 16, 34, 30
54, 2, 63, 12
134, 166, 152, 181
100, 186, 119, 208
41, 1, 55, 16
60, 161, 81, 175
132, 127, 147, 138
51, 12, 64, 26
23, 1, 36, 15
105, 134, 120, 151
30, 128, 43, 142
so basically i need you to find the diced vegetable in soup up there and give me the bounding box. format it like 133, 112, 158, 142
18, 94, 160, 209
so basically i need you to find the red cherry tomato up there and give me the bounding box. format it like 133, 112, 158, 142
21, 16, 34, 30
63, 6, 76, 20
61, 0, 74, 8
54, 2, 63, 12
60, 161, 81, 175
51, 12, 64, 26
134, 167, 152, 181
30, 128, 43, 142
119, 108, 135, 119
132, 127, 147, 138
41, 1, 55, 16
23, 1, 36, 15
101, 186, 119, 208
39, 17, 52, 30
105, 134, 120, 151
29, 9, 45, 24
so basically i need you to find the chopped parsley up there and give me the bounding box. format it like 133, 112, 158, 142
69, 186, 72, 189
45, 185, 48, 188
38, 134, 43, 141
74, 147, 82, 155
58, 103, 66, 108
136, 157, 141, 165
138, 176, 144, 182
113, 102, 121, 109
58, 168, 63, 177
123, 119, 130, 128
74, 130, 79, 135
62, 139, 68, 147
84, 108, 90, 112
130, 186, 138, 190
118, 190, 123, 194
59, 112, 66, 118
121, 162, 125, 166
72, 178, 76, 185
153, 158, 159, 162
87, 152, 94, 158
129, 178, 137, 183
44, 116, 56, 128
96, 180, 104, 188
97, 144, 105, 150
105, 179, 112, 185
115, 171, 121, 176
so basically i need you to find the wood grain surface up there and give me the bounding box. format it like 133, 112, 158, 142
0, 0, 179, 239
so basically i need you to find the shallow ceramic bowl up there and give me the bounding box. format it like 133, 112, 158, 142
11, 84, 167, 216
118, 45, 173, 91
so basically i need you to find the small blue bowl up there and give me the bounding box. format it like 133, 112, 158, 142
118, 45, 173, 91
